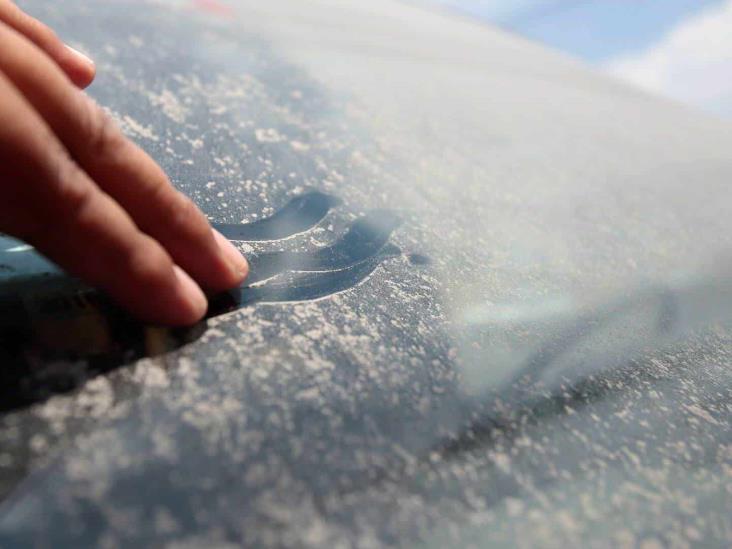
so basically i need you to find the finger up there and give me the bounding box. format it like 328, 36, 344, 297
0, 72, 207, 325
0, 23, 249, 292
0, 0, 95, 88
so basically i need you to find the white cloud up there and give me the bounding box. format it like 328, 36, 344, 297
604, 0, 732, 117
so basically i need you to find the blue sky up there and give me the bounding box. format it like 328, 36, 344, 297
422, 0, 732, 118
433, 0, 721, 61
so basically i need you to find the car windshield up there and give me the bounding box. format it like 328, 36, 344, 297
1, 0, 731, 547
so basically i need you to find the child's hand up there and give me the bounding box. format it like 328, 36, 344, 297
0, 0, 248, 325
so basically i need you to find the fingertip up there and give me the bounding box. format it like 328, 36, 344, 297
64, 45, 96, 88
213, 228, 249, 286
171, 265, 208, 325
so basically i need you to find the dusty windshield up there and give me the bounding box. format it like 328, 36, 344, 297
1, 0, 731, 546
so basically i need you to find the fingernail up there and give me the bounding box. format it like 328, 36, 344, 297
173, 265, 208, 320
213, 229, 249, 281
65, 45, 95, 69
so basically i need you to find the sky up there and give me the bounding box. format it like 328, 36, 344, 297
422, 0, 732, 118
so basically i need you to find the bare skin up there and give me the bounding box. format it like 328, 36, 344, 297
0, 0, 249, 325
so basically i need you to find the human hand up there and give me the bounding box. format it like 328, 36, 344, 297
0, 1, 248, 325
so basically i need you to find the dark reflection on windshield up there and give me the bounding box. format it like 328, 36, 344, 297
210, 244, 402, 313
0, 275, 205, 411
0, 200, 408, 411
212, 191, 341, 241
245, 210, 401, 284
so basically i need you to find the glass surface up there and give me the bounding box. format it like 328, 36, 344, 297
1, 0, 731, 546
